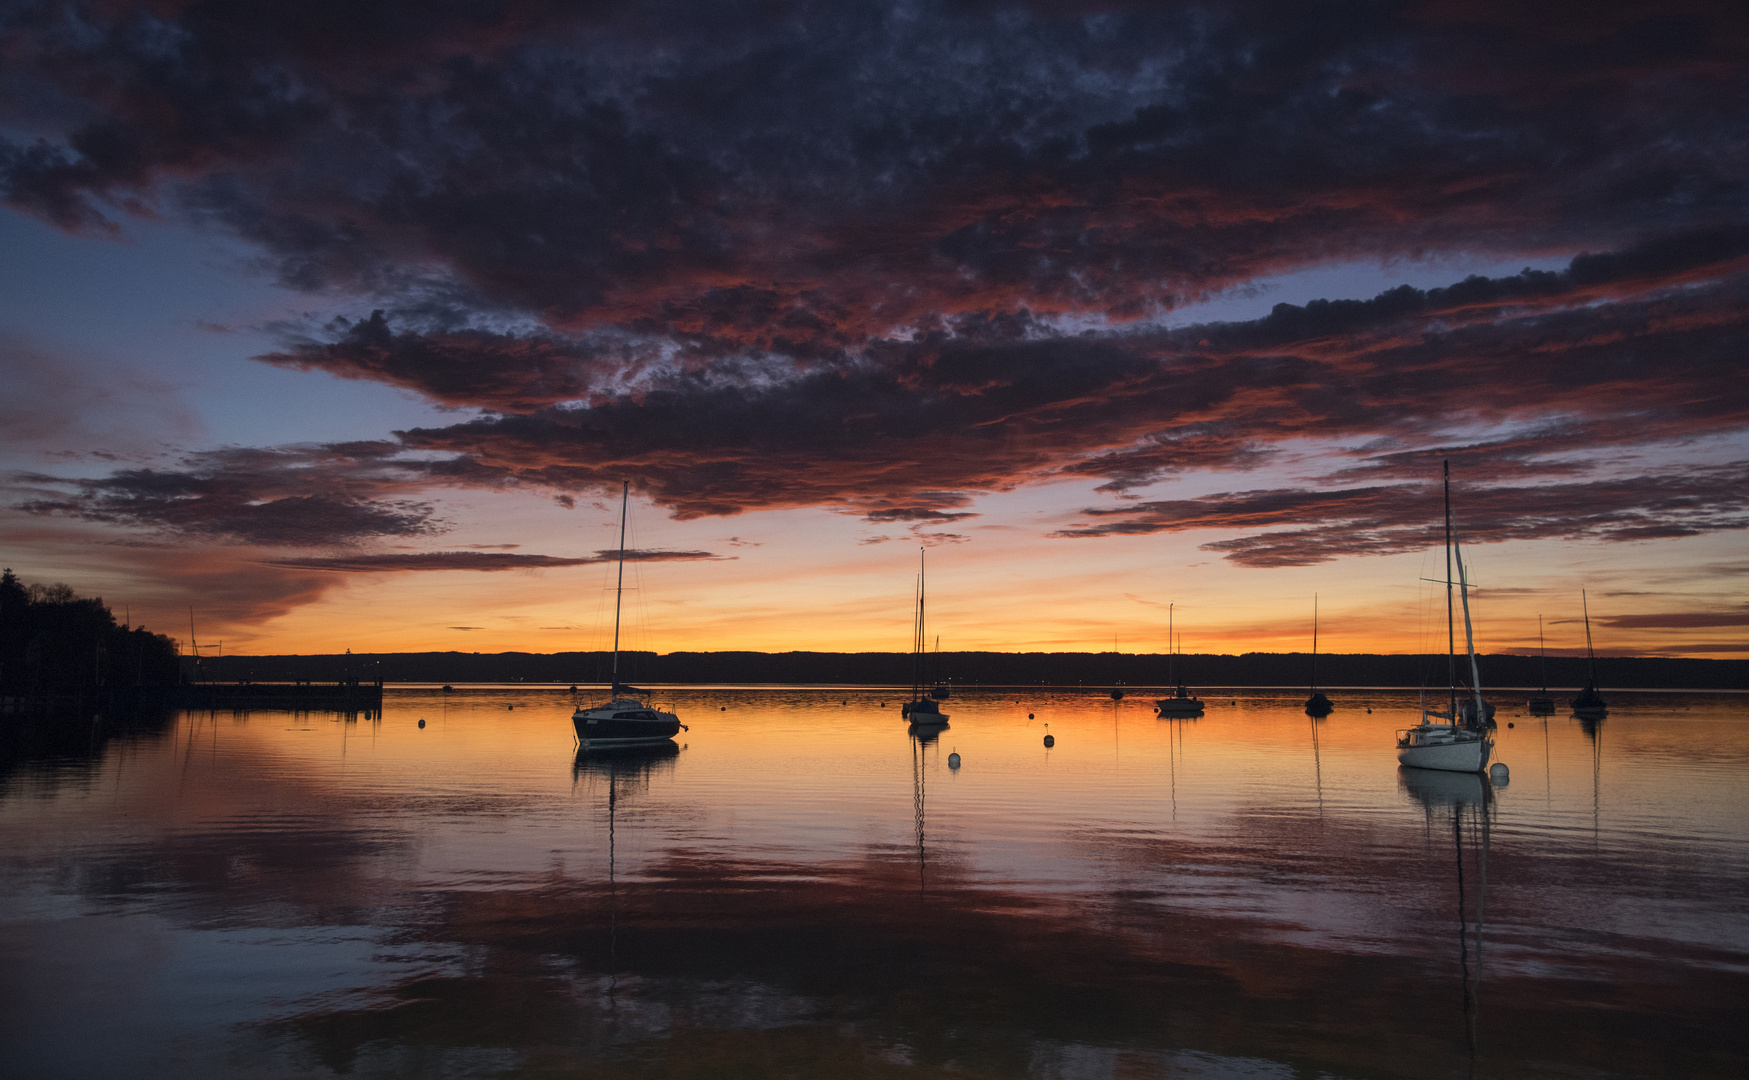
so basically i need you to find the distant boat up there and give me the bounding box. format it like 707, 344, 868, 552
572, 482, 685, 748
1527, 614, 1556, 714
901, 550, 948, 726
1570, 589, 1608, 719
1304, 594, 1333, 717
928, 636, 951, 700
1156, 603, 1204, 717
1396, 461, 1493, 773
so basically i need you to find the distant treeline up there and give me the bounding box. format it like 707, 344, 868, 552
193, 649, 1747, 690
0, 568, 181, 698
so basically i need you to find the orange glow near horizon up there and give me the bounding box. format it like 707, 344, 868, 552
23, 484, 1738, 660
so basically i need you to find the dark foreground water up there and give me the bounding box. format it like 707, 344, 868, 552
2, 687, 1746, 1079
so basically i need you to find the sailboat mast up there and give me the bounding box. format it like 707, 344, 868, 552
1582, 588, 1597, 684
1444, 461, 1456, 724
1168, 603, 1175, 687
1455, 539, 1484, 724
912, 549, 926, 700
1311, 594, 1319, 693
1538, 614, 1548, 693
612, 480, 628, 690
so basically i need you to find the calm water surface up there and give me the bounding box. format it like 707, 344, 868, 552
3, 687, 1747, 1078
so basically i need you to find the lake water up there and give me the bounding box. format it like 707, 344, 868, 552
3, 686, 1746, 1079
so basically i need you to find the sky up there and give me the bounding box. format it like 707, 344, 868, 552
1, 0, 1746, 660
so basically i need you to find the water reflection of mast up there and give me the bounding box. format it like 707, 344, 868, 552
910, 730, 929, 897
1580, 713, 1604, 847
572, 744, 680, 1002
1310, 714, 1325, 818
1401, 769, 1491, 1075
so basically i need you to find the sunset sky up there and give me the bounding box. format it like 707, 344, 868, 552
2, 1, 1746, 659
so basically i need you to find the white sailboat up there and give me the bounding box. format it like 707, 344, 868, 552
1397, 461, 1493, 773
571, 482, 685, 748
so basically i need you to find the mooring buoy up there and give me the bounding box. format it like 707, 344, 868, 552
948, 751, 961, 769
418, 718, 425, 728
1489, 762, 1510, 785
1043, 734, 1055, 747
1028, 713, 1035, 720
1507, 721, 1515, 728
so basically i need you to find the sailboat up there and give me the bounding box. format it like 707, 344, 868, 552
1527, 614, 1556, 714
571, 482, 685, 748
1304, 594, 1333, 716
901, 550, 949, 726
1155, 604, 1204, 717
1570, 590, 1608, 719
1396, 461, 1494, 773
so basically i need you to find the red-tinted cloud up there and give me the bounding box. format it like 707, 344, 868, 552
267, 549, 724, 572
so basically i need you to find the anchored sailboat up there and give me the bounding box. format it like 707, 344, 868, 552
901, 550, 948, 726
571, 482, 685, 748
1304, 594, 1333, 717
1156, 603, 1204, 717
1570, 590, 1608, 719
1396, 462, 1494, 773
1527, 615, 1556, 714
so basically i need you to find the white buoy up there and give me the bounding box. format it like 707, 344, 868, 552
1489, 762, 1509, 785
948, 751, 961, 769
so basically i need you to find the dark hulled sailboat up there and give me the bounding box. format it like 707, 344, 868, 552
901, 551, 948, 727
1570, 590, 1608, 720
1304, 593, 1333, 717
571, 482, 685, 748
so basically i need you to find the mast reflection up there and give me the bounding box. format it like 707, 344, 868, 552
571, 743, 680, 997
909, 728, 933, 898
1400, 768, 1492, 1076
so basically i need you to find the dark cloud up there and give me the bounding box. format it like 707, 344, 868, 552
266, 549, 724, 572
5, 1, 1746, 322
6, 1, 1749, 576
1601, 609, 1749, 629
10, 444, 444, 546
1053, 464, 1749, 567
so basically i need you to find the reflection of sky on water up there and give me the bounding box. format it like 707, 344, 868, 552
2, 687, 1746, 1077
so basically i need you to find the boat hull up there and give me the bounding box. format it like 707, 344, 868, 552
1304, 692, 1333, 717
902, 700, 949, 725
1156, 699, 1204, 716
1527, 696, 1556, 714
1396, 728, 1491, 772
573, 705, 682, 747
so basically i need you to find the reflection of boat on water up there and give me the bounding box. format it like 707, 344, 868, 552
572, 482, 685, 748
1400, 762, 1491, 1072
572, 740, 681, 782
1570, 590, 1608, 720
1305, 594, 1333, 717
573, 741, 679, 985
909, 728, 934, 896
1397, 462, 1494, 773
901, 551, 949, 726
1527, 614, 1556, 714
1155, 603, 1205, 717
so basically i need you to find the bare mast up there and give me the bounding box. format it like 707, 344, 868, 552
612, 480, 628, 693
1444, 461, 1456, 725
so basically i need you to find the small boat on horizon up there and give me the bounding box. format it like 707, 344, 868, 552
1571, 589, 1608, 720
572, 482, 685, 748
1156, 603, 1205, 717
1304, 594, 1333, 717
1396, 461, 1493, 773
901, 550, 948, 727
